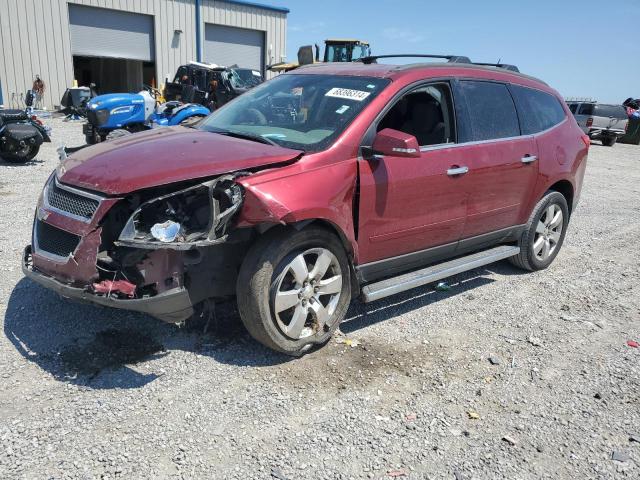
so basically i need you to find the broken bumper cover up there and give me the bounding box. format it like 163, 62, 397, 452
22, 246, 194, 323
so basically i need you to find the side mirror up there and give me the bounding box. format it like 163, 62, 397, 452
371, 128, 420, 158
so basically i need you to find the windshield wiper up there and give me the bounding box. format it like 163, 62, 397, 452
205, 127, 279, 146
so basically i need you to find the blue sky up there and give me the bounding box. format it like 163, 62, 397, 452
266, 0, 639, 103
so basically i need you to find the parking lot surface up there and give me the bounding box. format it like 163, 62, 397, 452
1, 118, 639, 479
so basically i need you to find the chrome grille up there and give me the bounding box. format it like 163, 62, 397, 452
35, 220, 81, 258
46, 181, 99, 219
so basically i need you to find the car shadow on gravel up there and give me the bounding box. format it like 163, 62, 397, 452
4, 278, 291, 389
5, 278, 175, 389
0, 158, 45, 166
341, 267, 497, 334
5, 260, 520, 388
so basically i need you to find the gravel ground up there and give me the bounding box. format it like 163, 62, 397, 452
0, 117, 639, 480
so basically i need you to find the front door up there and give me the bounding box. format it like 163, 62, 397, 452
356, 82, 469, 273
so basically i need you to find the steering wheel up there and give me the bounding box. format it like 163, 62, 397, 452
242, 108, 268, 125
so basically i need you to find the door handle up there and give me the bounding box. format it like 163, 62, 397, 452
447, 166, 469, 176
521, 155, 538, 164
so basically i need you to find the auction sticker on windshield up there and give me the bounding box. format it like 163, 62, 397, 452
325, 88, 371, 101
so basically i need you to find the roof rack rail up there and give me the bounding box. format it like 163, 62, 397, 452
359, 54, 471, 65
474, 62, 520, 72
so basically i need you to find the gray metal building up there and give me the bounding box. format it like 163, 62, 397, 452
0, 0, 288, 110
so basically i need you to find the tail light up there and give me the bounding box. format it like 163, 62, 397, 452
30, 115, 44, 126
581, 134, 590, 149
586, 117, 593, 128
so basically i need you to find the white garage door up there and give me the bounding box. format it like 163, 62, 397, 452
68, 5, 155, 62
204, 24, 264, 73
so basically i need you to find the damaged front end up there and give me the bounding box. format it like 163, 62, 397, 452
116, 175, 244, 249
23, 173, 251, 323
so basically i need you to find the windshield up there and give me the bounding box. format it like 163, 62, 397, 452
233, 68, 263, 87
325, 45, 348, 62
199, 74, 390, 152
351, 45, 370, 61
226, 69, 249, 90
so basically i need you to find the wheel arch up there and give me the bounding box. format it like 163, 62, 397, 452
250, 218, 360, 295
547, 179, 574, 214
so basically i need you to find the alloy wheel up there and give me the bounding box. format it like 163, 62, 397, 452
273, 248, 343, 339
533, 204, 563, 261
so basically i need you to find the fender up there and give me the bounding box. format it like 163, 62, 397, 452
236, 159, 360, 260
168, 104, 211, 126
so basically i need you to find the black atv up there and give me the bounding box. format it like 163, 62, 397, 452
164, 62, 262, 111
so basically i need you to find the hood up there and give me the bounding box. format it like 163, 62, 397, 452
88, 92, 145, 110
58, 127, 302, 195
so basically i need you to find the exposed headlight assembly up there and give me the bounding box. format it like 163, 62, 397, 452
117, 175, 244, 249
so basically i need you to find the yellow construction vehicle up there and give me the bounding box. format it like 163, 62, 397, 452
323, 39, 371, 63
268, 39, 371, 73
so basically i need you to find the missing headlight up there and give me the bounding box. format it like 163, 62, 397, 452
117, 175, 244, 249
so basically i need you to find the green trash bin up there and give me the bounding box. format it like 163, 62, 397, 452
620, 117, 640, 145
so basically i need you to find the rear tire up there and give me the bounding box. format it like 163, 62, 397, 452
0, 145, 39, 163
237, 226, 352, 356
602, 136, 617, 147
509, 191, 569, 271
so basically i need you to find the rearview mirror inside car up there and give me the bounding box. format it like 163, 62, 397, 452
371, 128, 420, 158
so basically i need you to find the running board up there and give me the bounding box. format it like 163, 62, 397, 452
361, 245, 520, 303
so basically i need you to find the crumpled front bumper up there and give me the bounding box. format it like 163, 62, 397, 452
22, 245, 195, 323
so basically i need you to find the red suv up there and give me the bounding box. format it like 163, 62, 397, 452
23, 56, 589, 355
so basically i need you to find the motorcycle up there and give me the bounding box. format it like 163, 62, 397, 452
0, 91, 51, 163
83, 86, 210, 145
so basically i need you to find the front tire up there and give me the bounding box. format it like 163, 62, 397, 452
510, 191, 569, 271
237, 226, 352, 356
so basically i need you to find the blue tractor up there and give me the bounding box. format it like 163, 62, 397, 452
82, 86, 210, 144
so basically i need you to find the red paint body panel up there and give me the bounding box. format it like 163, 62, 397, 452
461, 136, 539, 238
238, 153, 359, 257
357, 146, 469, 263
38, 62, 587, 278
58, 127, 302, 195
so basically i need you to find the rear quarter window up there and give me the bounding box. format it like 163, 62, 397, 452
510, 85, 566, 134
459, 81, 519, 141
578, 104, 594, 115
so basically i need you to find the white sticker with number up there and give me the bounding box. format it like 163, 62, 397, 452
325, 87, 371, 101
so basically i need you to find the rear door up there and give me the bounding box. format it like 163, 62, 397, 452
456, 80, 539, 238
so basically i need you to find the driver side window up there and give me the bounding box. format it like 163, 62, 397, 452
378, 83, 456, 147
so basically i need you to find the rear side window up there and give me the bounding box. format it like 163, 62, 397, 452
578, 104, 594, 115
460, 81, 519, 141
510, 85, 566, 134
568, 103, 577, 114
594, 104, 628, 119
